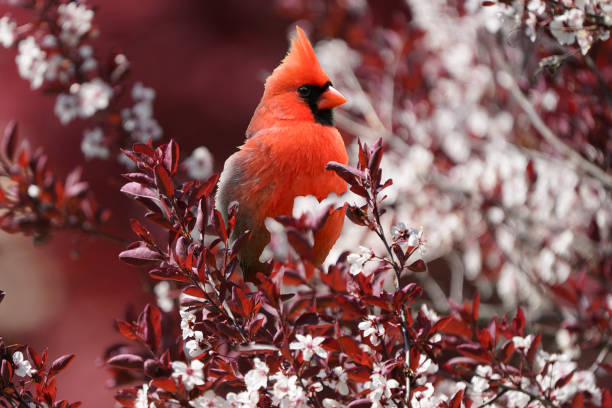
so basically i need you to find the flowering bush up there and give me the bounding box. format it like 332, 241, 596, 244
0, 0, 611, 407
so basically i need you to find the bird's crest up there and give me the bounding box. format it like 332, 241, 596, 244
265, 26, 330, 92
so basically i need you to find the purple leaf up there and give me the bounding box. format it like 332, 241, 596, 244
119, 242, 164, 265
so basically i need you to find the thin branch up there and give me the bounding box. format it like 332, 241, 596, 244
582, 54, 612, 108
476, 389, 508, 408
80, 227, 129, 245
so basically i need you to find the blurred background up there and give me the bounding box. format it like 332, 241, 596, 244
0, 0, 610, 406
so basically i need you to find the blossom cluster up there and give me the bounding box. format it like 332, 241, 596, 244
0, 1, 214, 175
0, 1, 162, 162
489, 0, 612, 55
0, 121, 109, 243
0, 291, 79, 407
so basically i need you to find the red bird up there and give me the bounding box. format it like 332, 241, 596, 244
217, 26, 348, 280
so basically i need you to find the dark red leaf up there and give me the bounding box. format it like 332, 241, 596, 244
121, 172, 156, 187
183, 286, 206, 299
602, 389, 611, 408
119, 242, 163, 265
325, 161, 365, 185
27, 346, 43, 370
116, 320, 141, 341
149, 266, 189, 283
527, 333, 542, 365
1, 120, 17, 161
450, 389, 464, 408
513, 307, 525, 336
143, 304, 162, 352
554, 372, 574, 389
133, 143, 156, 158
151, 377, 177, 392
106, 354, 144, 369
163, 139, 179, 176
48, 354, 75, 377
431, 316, 453, 333
129, 218, 155, 245
472, 292, 480, 322
500, 339, 515, 363
407, 259, 426, 272
193, 173, 220, 200
120, 182, 158, 200
154, 165, 174, 198
362, 295, 392, 311
456, 344, 492, 364
1, 359, 13, 383
368, 137, 383, 175
347, 399, 371, 408
571, 392, 584, 408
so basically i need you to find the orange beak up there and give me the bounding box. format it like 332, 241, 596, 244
317, 86, 347, 110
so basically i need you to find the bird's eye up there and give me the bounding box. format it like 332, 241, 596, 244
298, 86, 311, 97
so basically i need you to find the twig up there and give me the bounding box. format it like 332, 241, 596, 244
476, 389, 508, 408
80, 227, 129, 245
582, 54, 612, 108
590, 341, 611, 373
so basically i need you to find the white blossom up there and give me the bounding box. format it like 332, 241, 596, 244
364, 373, 399, 406
270, 371, 310, 408
76, 78, 113, 117
419, 304, 439, 323
16, 36, 48, 89
132, 82, 156, 101
57, 2, 93, 46
135, 384, 156, 408
54, 94, 79, 124
27, 185, 41, 199
171, 359, 204, 391
153, 281, 174, 312
511, 335, 533, 350
470, 365, 500, 394
244, 358, 269, 392
346, 246, 373, 276
332, 366, 349, 395
292, 193, 342, 219
185, 147, 214, 180
225, 391, 258, 408
322, 399, 346, 408
12, 351, 32, 377
185, 331, 206, 358
289, 334, 327, 361
549, 9, 584, 45
190, 391, 229, 408
122, 82, 162, 142
358, 316, 385, 346
0, 16, 16, 48
410, 382, 436, 407
81, 127, 110, 160
180, 308, 197, 339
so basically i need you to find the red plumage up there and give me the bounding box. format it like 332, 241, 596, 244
217, 27, 348, 280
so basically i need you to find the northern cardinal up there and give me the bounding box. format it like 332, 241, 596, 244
217, 26, 348, 280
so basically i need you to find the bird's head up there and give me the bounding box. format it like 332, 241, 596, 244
263, 26, 347, 126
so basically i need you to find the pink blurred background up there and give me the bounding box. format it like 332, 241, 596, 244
0, 1, 294, 405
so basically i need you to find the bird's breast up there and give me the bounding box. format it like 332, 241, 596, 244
242, 123, 348, 220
